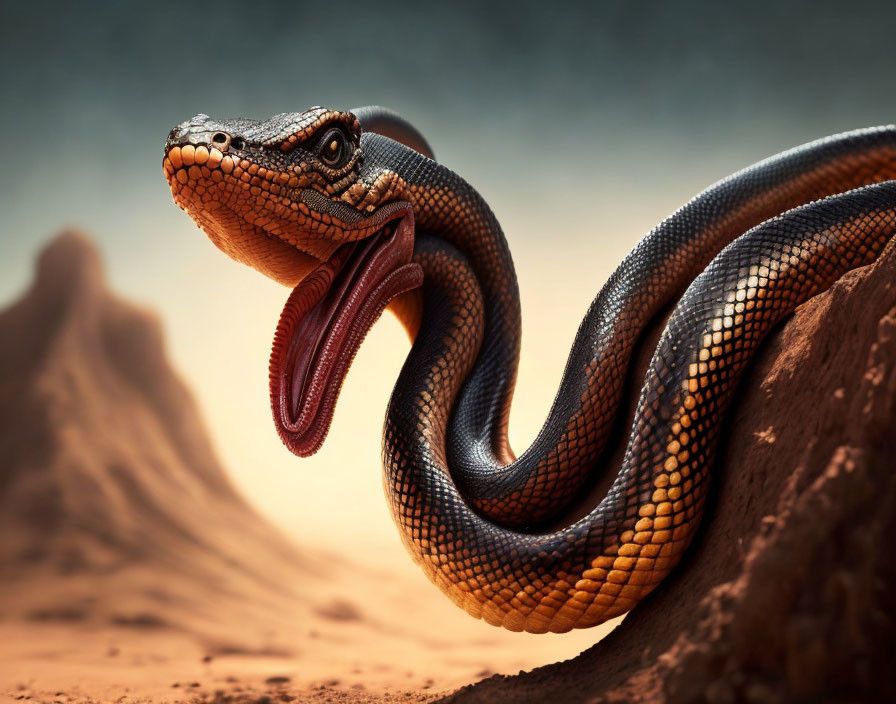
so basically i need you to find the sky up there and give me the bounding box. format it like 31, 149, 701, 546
3, 0, 896, 599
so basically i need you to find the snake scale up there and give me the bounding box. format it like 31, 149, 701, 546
164, 106, 896, 633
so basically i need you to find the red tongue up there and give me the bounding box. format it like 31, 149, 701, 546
269, 211, 422, 457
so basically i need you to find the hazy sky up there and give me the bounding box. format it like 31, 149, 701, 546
3, 1, 896, 567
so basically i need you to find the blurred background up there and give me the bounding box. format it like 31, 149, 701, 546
2, 0, 896, 696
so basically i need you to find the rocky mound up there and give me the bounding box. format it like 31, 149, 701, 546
446, 242, 896, 703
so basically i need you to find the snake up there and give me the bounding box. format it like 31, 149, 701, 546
164, 106, 896, 633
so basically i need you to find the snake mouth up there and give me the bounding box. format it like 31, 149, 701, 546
269, 207, 422, 457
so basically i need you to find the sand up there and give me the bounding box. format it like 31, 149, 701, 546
0, 233, 611, 703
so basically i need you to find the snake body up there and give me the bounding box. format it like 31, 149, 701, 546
165, 108, 896, 633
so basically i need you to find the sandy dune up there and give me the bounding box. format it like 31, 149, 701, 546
0, 233, 611, 703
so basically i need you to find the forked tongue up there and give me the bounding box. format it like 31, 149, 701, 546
269, 212, 422, 457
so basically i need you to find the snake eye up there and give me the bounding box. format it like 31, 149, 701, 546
316, 127, 351, 169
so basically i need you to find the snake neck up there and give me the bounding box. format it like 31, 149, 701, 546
362, 131, 524, 454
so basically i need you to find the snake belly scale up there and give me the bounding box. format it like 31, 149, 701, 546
164, 107, 896, 633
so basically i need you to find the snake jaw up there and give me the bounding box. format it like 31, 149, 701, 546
163, 109, 424, 457
269, 207, 422, 457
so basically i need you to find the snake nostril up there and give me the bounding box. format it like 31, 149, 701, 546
211, 131, 233, 151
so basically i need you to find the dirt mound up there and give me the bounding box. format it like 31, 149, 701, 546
446, 243, 896, 703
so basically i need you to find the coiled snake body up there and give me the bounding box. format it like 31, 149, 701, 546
165, 107, 896, 633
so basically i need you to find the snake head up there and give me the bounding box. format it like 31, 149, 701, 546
164, 106, 423, 457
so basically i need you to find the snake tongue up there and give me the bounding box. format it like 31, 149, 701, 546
269, 210, 422, 457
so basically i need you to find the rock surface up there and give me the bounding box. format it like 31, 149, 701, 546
445, 242, 896, 704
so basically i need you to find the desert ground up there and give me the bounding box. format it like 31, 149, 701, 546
0, 233, 612, 703
4, 232, 894, 704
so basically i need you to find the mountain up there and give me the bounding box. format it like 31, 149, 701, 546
0, 230, 341, 649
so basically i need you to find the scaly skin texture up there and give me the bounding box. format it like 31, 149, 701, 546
165, 107, 896, 633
